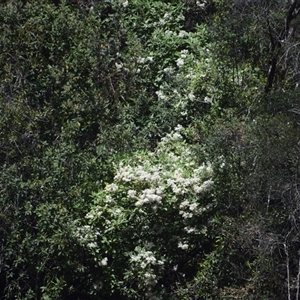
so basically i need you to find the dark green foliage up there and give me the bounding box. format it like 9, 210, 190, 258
0, 1, 128, 299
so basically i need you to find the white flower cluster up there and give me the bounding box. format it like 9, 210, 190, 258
163, 66, 174, 74
185, 70, 197, 79
105, 183, 118, 192
86, 210, 102, 219
193, 179, 214, 193
180, 49, 189, 58
99, 257, 108, 266
159, 130, 183, 145
74, 225, 110, 267
178, 30, 188, 38
135, 188, 163, 207
196, 0, 207, 8
204, 96, 212, 104
155, 90, 167, 100
184, 226, 198, 234
115, 62, 123, 70
165, 30, 174, 36
137, 56, 154, 64
179, 198, 211, 219
130, 247, 164, 290
118, 0, 128, 8
114, 164, 137, 182
130, 249, 164, 269
87, 242, 98, 249
154, 12, 172, 26
76, 126, 213, 247
74, 225, 101, 243
176, 57, 184, 67
176, 49, 189, 67
178, 241, 189, 250
112, 128, 213, 210
114, 163, 161, 184
188, 92, 196, 101
74, 125, 214, 297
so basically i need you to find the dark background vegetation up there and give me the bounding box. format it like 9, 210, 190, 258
1, 0, 300, 299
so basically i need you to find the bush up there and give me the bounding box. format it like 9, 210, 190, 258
75, 125, 214, 299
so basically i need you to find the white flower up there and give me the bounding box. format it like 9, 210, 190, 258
167, 178, 175, 187
105, 183, 118, 192
93, 281, 103, 291
114, 208, 122, 215
179, 200, 190, 209
128, 189, 137, 198
155, 186, 164, 195
179, 211, 193, 218
193, 185, 203, 193
163, 67, 174, 74
87, 242, 98, 249
176, 58, 184, 67
145, 255, 156, 264
137, 57, 146, 64
157, 259, 164, 265
100, 257, 108, 266
178, 242, 189, 250
130, 253, 141, 262
189, 203, 198, 211
136, 169, 150, 180
204, 96, 212, 103
196, 1, 207, 8
105, 195, 113, 203
175, 124, 183, 132
136, 189, 162, 206
150, 172, 161, 182
135, 200, 143, 207
86, 212, 94, 219
181, 110, 187, 116
172, 185, 182, 194
178, 30, 188, 38
188, 92, 196, 101
199, 179, 214, 192
145, 272, 153, 278
172, 132, 182, 140
165, 30, 173, 36
180, 50, 189, 58
158, 19, 166, 26
155, 90, 166, 100
163, 13, 170, 19
119, 0, 128, 7
147, 56, 153, 62
184, 227, 197, 234
115, 62, 123, 70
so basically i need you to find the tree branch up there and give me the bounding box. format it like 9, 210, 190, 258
265, 0, 300, 92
